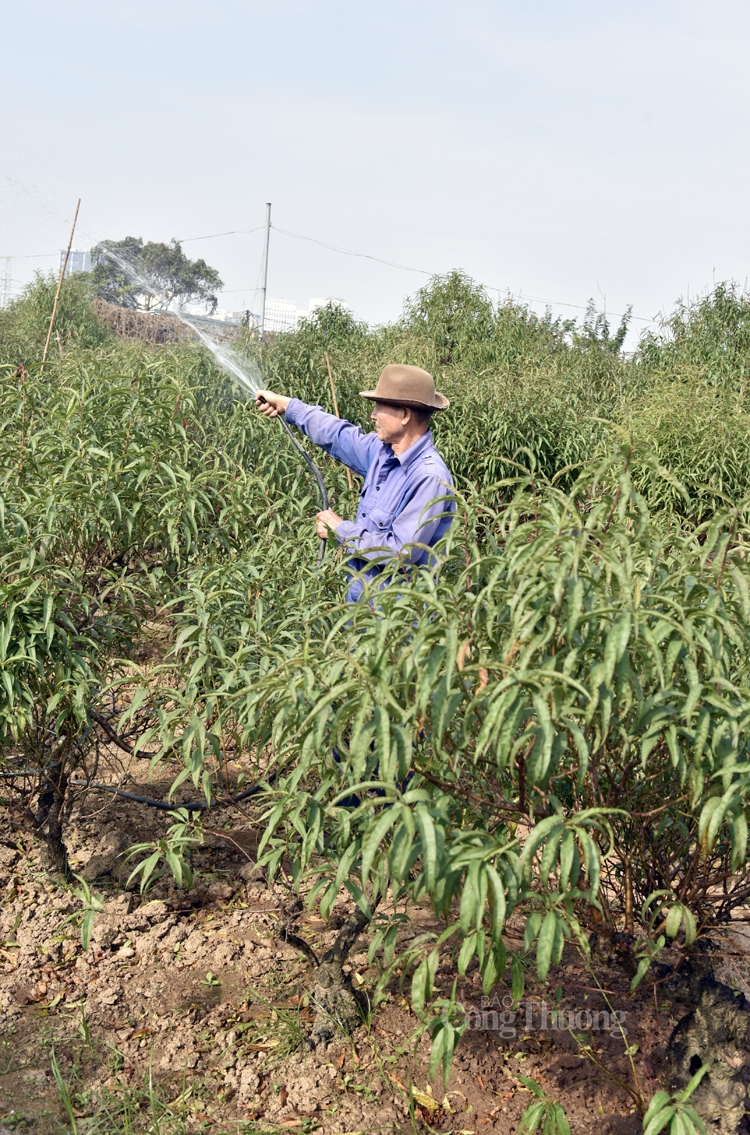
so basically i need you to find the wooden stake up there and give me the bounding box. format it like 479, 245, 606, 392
325, 351, 353, 491
41, 198, 80, 371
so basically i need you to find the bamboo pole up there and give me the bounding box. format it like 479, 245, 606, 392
325, 352, 353, 491
41, 198, 80, 371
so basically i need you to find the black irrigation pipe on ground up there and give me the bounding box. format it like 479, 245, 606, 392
69, 779, 269, 811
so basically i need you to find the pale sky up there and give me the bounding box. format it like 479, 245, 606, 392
3, 0, 750, 334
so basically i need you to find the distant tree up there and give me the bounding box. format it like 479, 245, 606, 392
403, 270, 496, 366
573, 299, 632, 354
91, 237, 223, 313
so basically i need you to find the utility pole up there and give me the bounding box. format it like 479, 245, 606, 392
259, 202, 271, 344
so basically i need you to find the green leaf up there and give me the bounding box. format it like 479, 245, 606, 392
524, 911, 543, 953
642, 1107, 675, 1135
536, 910, 560, 981
630, 955, 652, 991
675, 1062, 709, 1103
415, 806, 438, 892
665, 903, 683, 941
459, 862, 481, 934
518, 1099, 546, 1134
458, 932, 478, 976
485, 863, 507, 941
550, 1102, 571, 1135
642, 1091, 671, 1127
81, 909, 95, 952
127, 850, 161, 894
411, 948, 438, 1017
360, 807, 399, 885
521, 815, 564, 881
604, 613, 631, 681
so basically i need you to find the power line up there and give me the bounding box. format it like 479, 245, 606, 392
178, 226, 263, 243
487, 289, 653, 324
273, 226, 432, 276
0, 251, 58, 259
268, 226, 654, 324
0, 229, 264, 259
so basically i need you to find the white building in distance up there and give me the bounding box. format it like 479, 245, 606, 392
181, 297, 348, 334
208, 310, 247, 325
265, 297, 347, 333
60, 250, 91, 276
264, 298, 298, 333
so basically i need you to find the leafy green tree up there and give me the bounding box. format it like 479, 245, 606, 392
0, 272, 109, 364
403, 270, 496, 366
90, 236, 223, 312
639, 281, 750, 380
572, 299, 632, 353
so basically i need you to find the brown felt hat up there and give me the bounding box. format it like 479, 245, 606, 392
360, 364, 449, 411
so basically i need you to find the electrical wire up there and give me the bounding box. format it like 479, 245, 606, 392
272, 226, 432, 277
0, 251, 58, 259
0, 164, 659, 324
272, 226, 652, 324
178, 226, 263, 243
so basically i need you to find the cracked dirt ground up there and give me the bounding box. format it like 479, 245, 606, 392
0, 783, 749, 1135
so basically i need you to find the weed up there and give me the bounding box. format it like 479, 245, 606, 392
516, 1075, 570, 1135
50, 1048, 78, 1135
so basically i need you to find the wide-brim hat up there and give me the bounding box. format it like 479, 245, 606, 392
360, 364, 449, 411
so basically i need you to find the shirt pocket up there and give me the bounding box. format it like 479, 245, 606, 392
368, 505, 394, 530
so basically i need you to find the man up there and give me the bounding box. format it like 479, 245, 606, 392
256, 364, 455, 601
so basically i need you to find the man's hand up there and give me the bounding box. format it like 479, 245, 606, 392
316, 509, 343, 539
255, 390, 290, 417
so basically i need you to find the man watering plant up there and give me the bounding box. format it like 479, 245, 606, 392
256, 365, 455, 601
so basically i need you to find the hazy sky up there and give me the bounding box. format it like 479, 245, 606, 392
2, 0, 750, 334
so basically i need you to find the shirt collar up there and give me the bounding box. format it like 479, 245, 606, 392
384, 429, 434, 469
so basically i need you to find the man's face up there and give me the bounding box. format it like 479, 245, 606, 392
371, 401, 408, 444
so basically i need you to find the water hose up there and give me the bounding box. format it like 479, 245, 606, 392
258, 397, 329, 564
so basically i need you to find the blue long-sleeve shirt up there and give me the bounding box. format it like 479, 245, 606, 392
285, 398, 455, 601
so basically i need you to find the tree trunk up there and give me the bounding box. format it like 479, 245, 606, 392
663, 955, 750, 1134
44, 769, 71, 879
306, 905, 373, 1050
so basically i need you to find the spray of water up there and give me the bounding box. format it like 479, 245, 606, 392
178, 312, 261, 396
0, 167, 260, 395
1, 170, 326, 556
98, 246, 329, 561
98, 245, 262, 396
